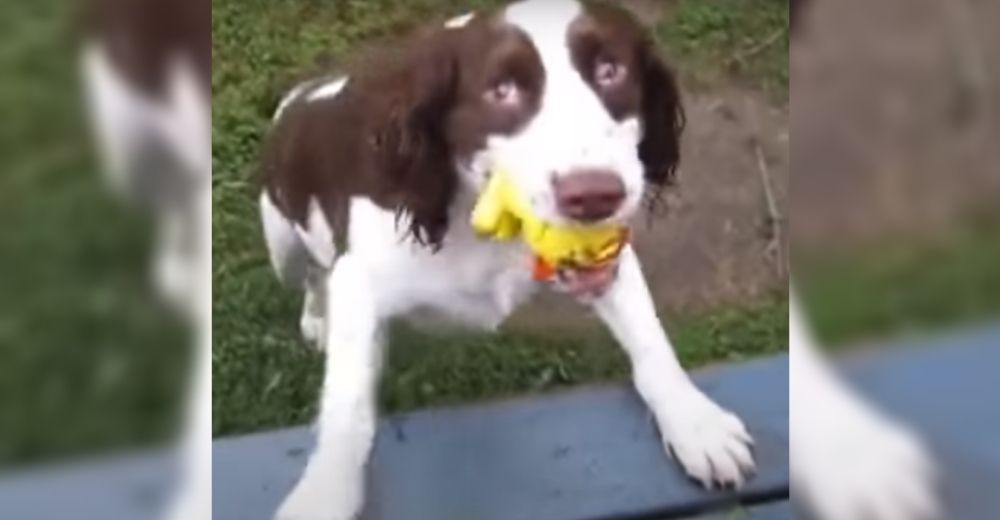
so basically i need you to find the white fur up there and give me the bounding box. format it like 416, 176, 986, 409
164, 187, 212, 520
445, 12, 475, 28
82, 41, 209, 185
271, 1, 753, 517
306, 77, 349, 103
82, 42, 148, 194
299, 265, 327, 347
593, 246, 755, 488
161, 57, 211, 176
790, 295, 940, 520
274, 82, 312, 121
272, 201, 540, 520
261, 192, 333, 348
275, 254, 380, 520
296, 197, 337, 269
464, 0, 647, 226
261, 191, 308, 284
261, 194, 336, 275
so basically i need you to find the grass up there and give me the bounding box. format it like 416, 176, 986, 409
659, 0, 790, 100
0, 1, 188, 465
798, 220, 1000, 346
211, 0, 792, 437
215, 294, 789, 434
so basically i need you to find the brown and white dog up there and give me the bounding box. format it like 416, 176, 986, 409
80, 0, 210, 518
262, 1, 755, 518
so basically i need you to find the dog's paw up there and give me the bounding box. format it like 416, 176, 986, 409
276, 451, 366, 520
793, 396, 939, 520
299, 312, 325, 350
658, 389, 756, 489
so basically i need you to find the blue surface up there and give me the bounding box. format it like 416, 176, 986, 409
840, 325, 1000, 519
0, 450, 177, 520
687, 502, 794, 519
2, 324, 998, 519
214, 355, 789, 520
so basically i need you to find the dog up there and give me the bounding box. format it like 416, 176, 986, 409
80, 0, 210, 518
262, 1, 755, 518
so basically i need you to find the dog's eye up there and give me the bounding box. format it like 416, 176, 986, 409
484, 78, 520, 107
594, 57, 626, 88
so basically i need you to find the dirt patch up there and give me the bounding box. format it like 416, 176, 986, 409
791, 0, 1000, 252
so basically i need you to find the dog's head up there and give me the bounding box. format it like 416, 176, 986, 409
364, 0, 684, 246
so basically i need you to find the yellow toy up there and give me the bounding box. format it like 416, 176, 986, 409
471, 167, 629, 281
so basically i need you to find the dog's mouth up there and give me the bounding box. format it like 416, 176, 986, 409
554, 262, 620, 299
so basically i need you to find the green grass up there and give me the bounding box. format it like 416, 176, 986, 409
659, 0, 790, 100
211, 0, 792, 436
798, 221, 1000, 346
0, 1, 188, 465
215, 295, 789, 434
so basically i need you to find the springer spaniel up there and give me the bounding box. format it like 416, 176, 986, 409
262, 1, 755, 518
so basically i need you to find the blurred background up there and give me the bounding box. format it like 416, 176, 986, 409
0, 0, 188, 467
211, 0, 790, 436
793, 0, 1000, 345
792, 0, 1000, 515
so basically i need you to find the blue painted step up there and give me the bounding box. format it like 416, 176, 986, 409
214, 355, 790, 520
3, 323, 998, 519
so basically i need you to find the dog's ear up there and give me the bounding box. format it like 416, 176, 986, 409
637, 42, 685, 196
367, 31, 460, 249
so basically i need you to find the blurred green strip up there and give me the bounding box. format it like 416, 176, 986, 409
799, 221, 1000, 346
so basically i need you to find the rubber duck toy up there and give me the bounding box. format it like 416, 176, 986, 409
471, 166, 629, 281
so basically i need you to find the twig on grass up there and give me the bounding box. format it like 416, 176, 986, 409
728, 28, 785, 69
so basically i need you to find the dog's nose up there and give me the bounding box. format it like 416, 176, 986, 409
553, 170, 626, 222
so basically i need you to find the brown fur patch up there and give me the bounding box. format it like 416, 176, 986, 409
262, 12, 546, 250
84, 0, 210, 99
264, 2, 684, 251
571, 2, 686, 193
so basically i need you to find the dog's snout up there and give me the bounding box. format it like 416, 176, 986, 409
553, 170, 625, 222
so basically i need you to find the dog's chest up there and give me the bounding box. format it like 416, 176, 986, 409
349, 196, 538, 326
434, 240, 538, 327
379, 234, 537, 327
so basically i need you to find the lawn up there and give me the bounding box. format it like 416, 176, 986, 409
798, 220, 1000, 346
0, 1, 188, 464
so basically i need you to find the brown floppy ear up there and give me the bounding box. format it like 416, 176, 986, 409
367, 31, 460, 250
637, 43, 685, 197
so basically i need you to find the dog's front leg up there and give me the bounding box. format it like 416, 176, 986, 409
276, 254, 382, 520
591, 246, 756, 489
790, 296, 939, 520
